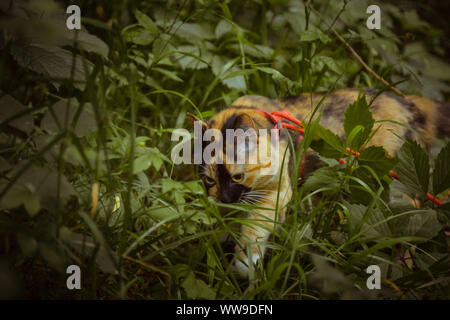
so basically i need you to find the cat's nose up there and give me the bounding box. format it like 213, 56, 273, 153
219, 192, 234, 203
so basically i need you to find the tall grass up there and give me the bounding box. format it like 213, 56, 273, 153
0, 0, 448, 299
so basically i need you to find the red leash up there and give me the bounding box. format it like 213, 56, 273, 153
258, 109, 444, 206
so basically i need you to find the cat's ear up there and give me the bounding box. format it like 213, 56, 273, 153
187, 112, 208, 131
234, 113, 256, 131
233, 113, 258, 155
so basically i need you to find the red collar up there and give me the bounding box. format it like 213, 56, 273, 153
257, 109, 306, 185
257, 109, 305, 134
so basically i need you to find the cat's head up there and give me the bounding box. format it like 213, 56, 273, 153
189, 107, 284, 204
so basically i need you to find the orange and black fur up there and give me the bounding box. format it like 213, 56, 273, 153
190, 88, 449, 277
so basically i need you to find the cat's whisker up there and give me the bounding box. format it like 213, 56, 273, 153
243, 193, 269, 198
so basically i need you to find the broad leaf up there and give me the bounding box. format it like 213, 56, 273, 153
343, 94, 374, 150
358, 146, 398, 177
11, 43, 93, 90
302, 166, 341, 192
404, 209, 441, 239
310, 125, 345, 159
433, 141, 450, 195
394, 139, 430, 198
346, 201, 391, 237
135, 10, 158, 34
122, 24, 155, 45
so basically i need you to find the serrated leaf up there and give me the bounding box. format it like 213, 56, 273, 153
2, 13, 109, 58
395, 139, 430, 198
346, 201, 391, 237
344, 94, 374, 150
358, 146, 398, 177
11, 43, 93, 90
433, 141, 450, 195
66, 30, 109, 58
404, 209, 441, 239
302, 166, 341, 192
348, 167, 390, 205
310, 125, 345, 159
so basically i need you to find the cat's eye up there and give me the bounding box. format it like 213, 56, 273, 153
204, 176, 216, 185
231, 174, 244, 183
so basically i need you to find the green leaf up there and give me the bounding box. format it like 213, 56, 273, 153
346, 201, 391, 237
348, 166, 390, 205
133, 154, 152, 174
358, 146, 398, 177
302, 166, 341, 192
215, 19, 232, 38
65, 30, 109, 58
404, 209, 441, 239
122, 24, 155, 45
343, 94, 374, 150
314, 56, 341, 74
175, 22, 215, 41
181, 272, 215, 299
184, 181, 204, 195
162, 178, 183, 193
433, 141, 450, 195
310, 125, 345, 159
153, 67, 183, 82
135, 10, 158, 34
395, 139, 430, 198
11, 43, 93, 90
299, 29, 330, 43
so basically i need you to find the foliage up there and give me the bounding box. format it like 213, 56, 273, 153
0, 0, 449, 299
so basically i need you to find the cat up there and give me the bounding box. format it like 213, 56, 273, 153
188, 88, 449, 277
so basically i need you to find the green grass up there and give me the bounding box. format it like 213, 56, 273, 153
0, 0, 449, 299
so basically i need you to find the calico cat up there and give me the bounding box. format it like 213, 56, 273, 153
189, 88, 449, 277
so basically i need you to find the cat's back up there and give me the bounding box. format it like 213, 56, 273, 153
275, 88, 447, 154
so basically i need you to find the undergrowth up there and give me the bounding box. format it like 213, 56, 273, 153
0, 0, 449, 299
